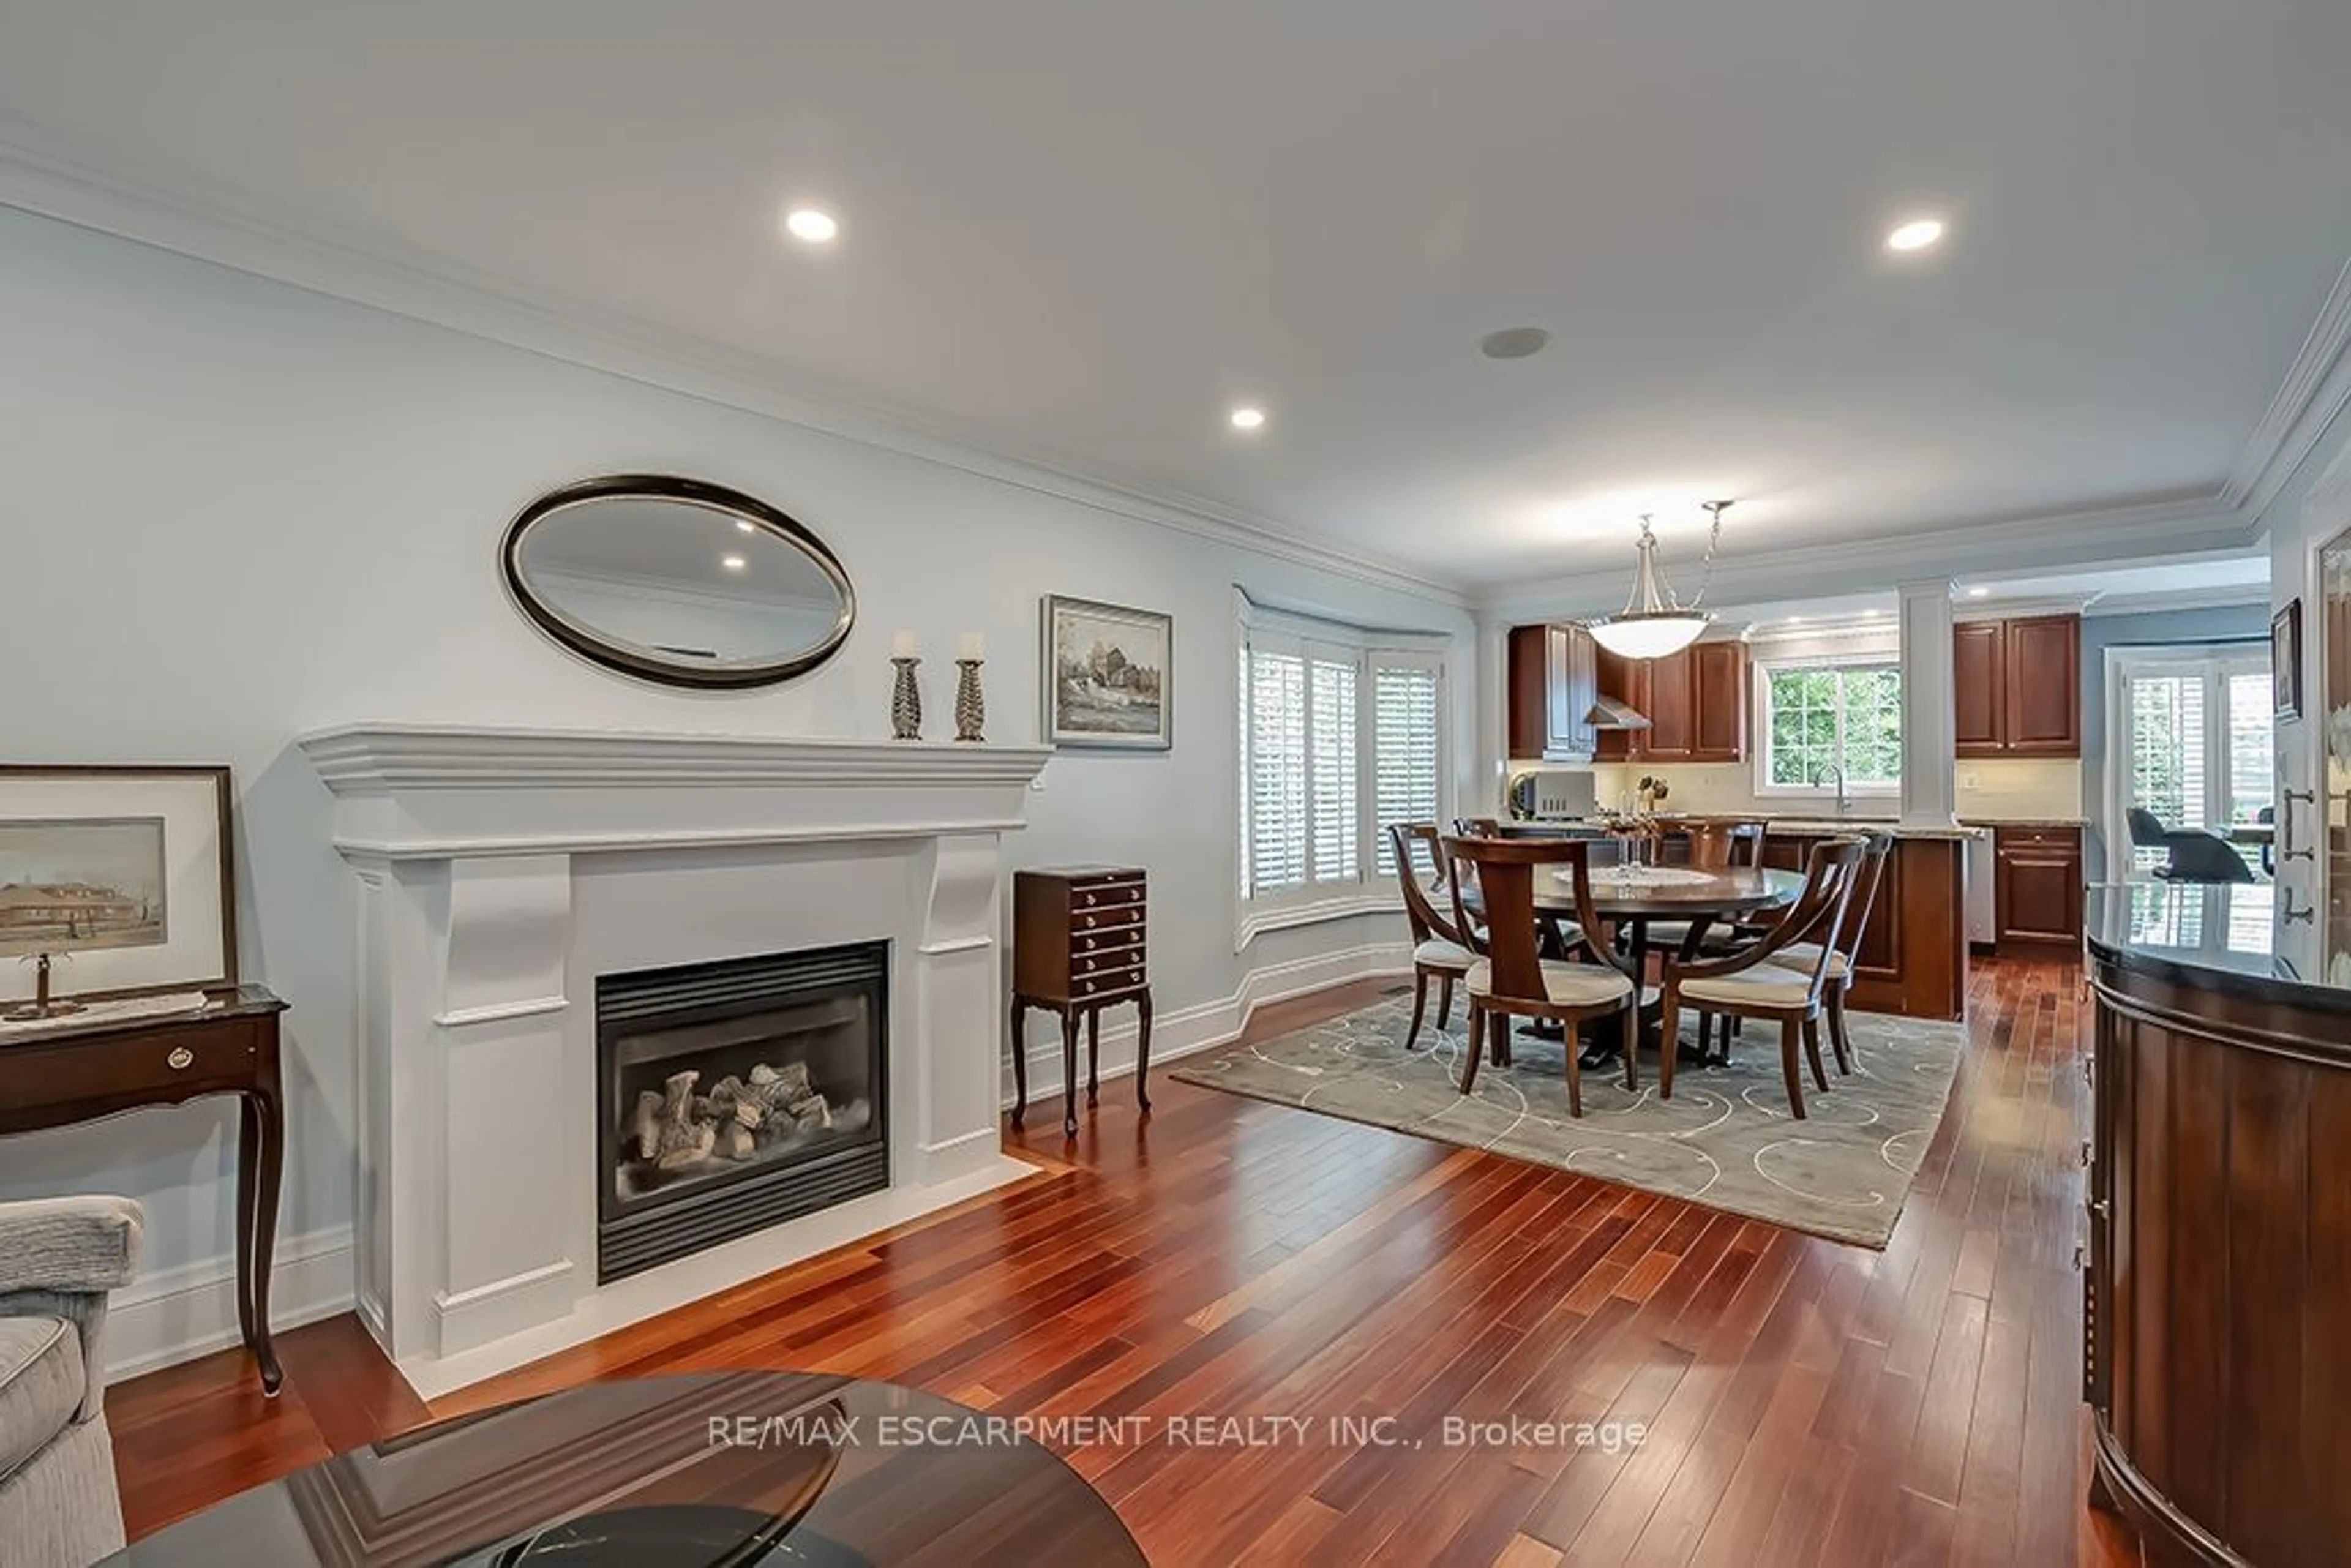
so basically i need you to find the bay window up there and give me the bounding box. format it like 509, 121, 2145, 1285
1237, 600, 1447, 937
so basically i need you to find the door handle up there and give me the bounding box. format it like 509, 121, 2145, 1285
2282, 787, 2317, 864
2284, 895, 2316, 926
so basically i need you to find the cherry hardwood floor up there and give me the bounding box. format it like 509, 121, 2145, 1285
109, 956, 2142, 1564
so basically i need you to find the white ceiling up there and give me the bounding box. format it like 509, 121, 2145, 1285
4, 1, 2349, 591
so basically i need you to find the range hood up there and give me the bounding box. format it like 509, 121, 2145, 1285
1584, 696, 1651, 731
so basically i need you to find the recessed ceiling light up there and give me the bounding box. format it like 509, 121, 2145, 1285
1788, 616, 1805, 625
735, 519, 757, 535
1863, 609, 1882, 618
1967, 585, 1989, 598
783, 207, 839, 244
1480, 327, 1551, 361
721, 554, 748, 572
1886, 217, 1946, 253
1229, 406, 1267, 431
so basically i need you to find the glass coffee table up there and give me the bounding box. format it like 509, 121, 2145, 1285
107, 1371, 1145, 1566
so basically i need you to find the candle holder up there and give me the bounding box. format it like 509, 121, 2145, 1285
890, 656, 923, 740
954, 658, 986, 743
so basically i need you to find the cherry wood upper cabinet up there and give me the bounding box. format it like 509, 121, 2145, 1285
1689, 641, 1749, 763
1640, 648, 1698, 760
1953, 620, 2008, 756
1594, 647, 1648, 762
2003, 615, 2082, 756
1591, 642, 1745, 763
1505, 624, 1598, 762
1952, 613, 2080, 759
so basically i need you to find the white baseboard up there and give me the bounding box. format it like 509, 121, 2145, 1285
1004, 940, 1410, 1106
102, 1225, 356, 1383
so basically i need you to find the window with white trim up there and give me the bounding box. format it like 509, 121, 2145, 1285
1755, 660, 1903, 792
1239, 606, 1447, 916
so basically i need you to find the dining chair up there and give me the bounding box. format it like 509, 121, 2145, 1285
1452, 816, 1502, 838
1441, 835, 1637, 1116
1759, 828, 1892, 1074
1388, 822, 1476, 1050
1646, 820, 1769, 959
1657, 837, 1865, 1119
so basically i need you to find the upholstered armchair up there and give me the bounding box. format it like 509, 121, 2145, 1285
0, 1196, 143, 1568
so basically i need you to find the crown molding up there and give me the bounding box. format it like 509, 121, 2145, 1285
0, 128, 1469, 611
1477, 493, 2256, 619
2225, 253, 2351, 517
3, 121, 2343, 618
2076, 583, 2273, 620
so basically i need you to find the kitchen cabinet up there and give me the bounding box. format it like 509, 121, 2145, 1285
1955, 613, 2081, 758
1953, 620, 2006, 752
1594, 648, 1646, 762
1689, 641, 1749, 762
1592, 641, 1747, 764
1993, 824, 2084, 948
1505, 623, 1598, 762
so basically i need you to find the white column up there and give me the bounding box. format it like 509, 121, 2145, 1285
1899, 579, 1958, 827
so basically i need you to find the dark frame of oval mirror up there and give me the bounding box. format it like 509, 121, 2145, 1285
501, 474, 856, 690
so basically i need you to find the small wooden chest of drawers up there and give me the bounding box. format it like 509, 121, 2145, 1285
1010, 866, 1154, 1138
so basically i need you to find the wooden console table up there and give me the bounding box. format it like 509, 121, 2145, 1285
1009, 867, 1152, 1138
0, 985, 288, 1394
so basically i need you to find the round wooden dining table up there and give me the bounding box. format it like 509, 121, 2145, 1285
1524, 863, 1805, 1065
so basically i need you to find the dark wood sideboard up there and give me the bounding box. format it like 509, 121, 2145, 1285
2085, 907, 2349, 1564
1009, 867, 1152, 1139
0, 986, 289, 1392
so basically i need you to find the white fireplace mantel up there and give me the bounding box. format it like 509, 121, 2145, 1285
298, 725, 1052, 1396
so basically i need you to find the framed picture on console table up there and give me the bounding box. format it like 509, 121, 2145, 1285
0, 765, 236, 1005
1042, 595, 1173, 751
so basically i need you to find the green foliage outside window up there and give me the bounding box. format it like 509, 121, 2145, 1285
1766, 666, 1902, 787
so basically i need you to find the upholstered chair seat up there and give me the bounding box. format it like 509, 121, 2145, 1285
1413, 937, 1475, 971
1464, 958, 1633, 1009
1762, 942, 1851, 980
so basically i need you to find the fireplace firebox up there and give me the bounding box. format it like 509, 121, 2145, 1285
597, 942, 888, 1282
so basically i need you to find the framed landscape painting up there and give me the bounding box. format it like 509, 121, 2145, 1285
0, 765, 236, 1004
1042, 595, 1173, 750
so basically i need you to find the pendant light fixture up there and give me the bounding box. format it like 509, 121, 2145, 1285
1585, 500, 1731, 659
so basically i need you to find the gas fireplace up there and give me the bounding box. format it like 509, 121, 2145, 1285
597, 942, 888, 1282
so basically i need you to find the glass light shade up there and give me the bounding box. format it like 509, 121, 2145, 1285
1587, 612, 1711, 660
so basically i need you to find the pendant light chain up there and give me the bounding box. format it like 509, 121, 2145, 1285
1681, 500, 1730, 612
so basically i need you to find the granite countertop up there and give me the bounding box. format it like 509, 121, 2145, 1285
1958, 816, 2089, 829
1670, 813, 1981, 841
1505, 814, 1981, 841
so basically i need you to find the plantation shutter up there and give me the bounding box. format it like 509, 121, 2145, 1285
1243, 643, 1308, 896
1307, 651, 1360, 883
1372, 658, 1442, 875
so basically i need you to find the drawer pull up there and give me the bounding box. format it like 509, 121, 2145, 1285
167, 1046, 195, 1071
2088, 1197, 2111, 1219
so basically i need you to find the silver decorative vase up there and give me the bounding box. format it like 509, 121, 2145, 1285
890, 656, 923, 740
954, 658, 986, 743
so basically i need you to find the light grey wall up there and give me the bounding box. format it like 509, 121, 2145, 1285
0, 206, 1474, 1280
2080, 604, 2271, 879
2266, 409, 2351, 978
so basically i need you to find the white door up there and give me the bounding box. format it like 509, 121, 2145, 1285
2107, 647, 2272, 880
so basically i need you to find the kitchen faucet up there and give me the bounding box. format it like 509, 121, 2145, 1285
1815, 762, 1849, 817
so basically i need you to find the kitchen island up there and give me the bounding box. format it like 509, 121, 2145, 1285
2083, 881, 2350, 1566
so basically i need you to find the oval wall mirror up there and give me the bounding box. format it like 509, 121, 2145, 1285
502, 475, 855, 689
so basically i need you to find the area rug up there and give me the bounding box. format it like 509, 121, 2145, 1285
1171, 994, 1964, 1248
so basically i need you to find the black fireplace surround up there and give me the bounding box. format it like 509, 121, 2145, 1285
597, 941, 889, 1283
